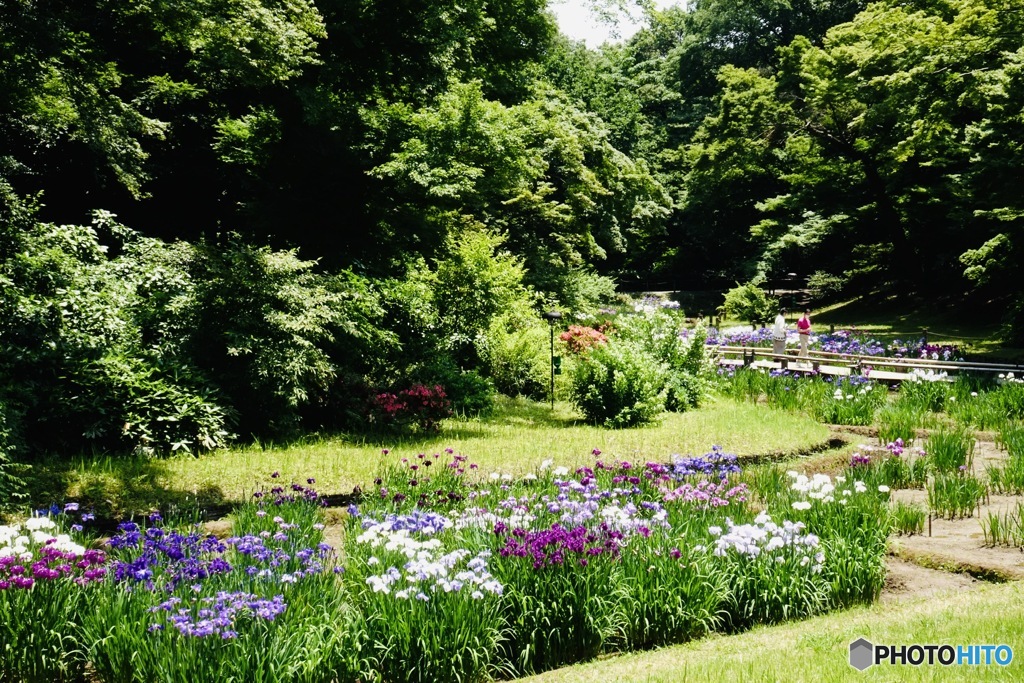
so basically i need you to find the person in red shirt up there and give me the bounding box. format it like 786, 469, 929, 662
797, 309, 811, 357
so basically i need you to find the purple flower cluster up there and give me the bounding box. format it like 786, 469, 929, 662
253, 481, 325, 507
706, 327, 776, 346
0, 516, 108, 590
148, 591, 287, 638
670, 447, 742, 481
661, 480, 748, 509
109, 523, 232, 590
888, 339, 961, 361
850, 452, 872, 467
817, 331, 886, 356
360, 510, 452, 536
496, 523, 623, 569
108, 516, 332, 591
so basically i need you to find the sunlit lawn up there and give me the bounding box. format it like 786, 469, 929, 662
24, 396, 829, 518
525, 582, 1024, 683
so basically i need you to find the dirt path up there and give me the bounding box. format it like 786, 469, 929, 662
880, 556, 981, 603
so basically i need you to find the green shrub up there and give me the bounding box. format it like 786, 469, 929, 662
479, 316, 549, 400
569, 342, 667, 427
720, 282, 776, 327
0, 399, 27, 514
429, 227, 537, 366
551, 268, 618, 316
411, 359, 495, 416
806, 271, 847, 304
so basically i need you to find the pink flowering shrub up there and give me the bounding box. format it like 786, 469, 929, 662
559, 325, 608, 355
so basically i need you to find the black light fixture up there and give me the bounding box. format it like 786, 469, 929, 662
541, 311, 563, 409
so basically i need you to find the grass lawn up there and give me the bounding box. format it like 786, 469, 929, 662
22, 396, 829, 518
525, 582, 1024, 683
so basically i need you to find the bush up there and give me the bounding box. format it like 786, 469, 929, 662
559, 325, 609, 355
411, 359, 495, 416
479, 316, 549, 400
721, 283, 776, 327
370, 384, 453, 432
806, 271, 847, 304
0, 210, 238, 454
569, 342, 667, 427
0, 400, 27, 514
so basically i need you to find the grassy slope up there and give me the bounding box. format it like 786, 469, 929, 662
23, 397, 828, 517
811, 295, 1009, 357
526, 583, 1024, 683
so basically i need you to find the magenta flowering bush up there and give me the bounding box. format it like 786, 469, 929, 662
370, 383, 453, 432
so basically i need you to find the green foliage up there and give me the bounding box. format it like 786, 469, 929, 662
0, 400, 27, 513
616, 309, 712, 412
187, 237, 374, 438
552, 269, 619, 316
410, 360, 495, 417
430, 227, 536, 364
897, 374, 954, 413
368, 81, 671, 292
806, 270, 848, 304
928, 472, 986, 520
981, 502, 1024, 548
875, 403, 923, 447
891, 501, 926, 536
926, 427, 975, 473
569, 342, 667, 427
814, 380, 886, 426
0, 209, 234, 454
479, 316, 549, 400
617, 541, 725, 650
721, 283, 776, 327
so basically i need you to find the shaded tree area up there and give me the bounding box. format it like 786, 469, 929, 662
4, 0, 1024, 464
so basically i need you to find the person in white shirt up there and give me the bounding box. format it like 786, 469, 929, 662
772, 309, 787, 357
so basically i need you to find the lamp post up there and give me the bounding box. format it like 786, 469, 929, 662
542, 310, 563, 409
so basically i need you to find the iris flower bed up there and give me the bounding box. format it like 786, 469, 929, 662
1, 449, 892, 682
707, 327, 960, 360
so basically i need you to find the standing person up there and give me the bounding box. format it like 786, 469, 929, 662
797, 308, 812, 357
772, 308, 787, 357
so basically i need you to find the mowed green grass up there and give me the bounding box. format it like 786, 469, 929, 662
25, 397, 828, 517
525, 582, 1024, 683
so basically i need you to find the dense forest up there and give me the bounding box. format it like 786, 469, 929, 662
2, 0, 1023, 463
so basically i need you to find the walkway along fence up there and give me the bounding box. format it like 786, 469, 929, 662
713, 345, 1024, 382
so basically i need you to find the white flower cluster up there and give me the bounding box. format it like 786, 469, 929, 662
832, 385, 872, 401
709, 513, 823, 572
788, 472, 837, 502
908, 368, 948, 383
358, 528, 502, 600
0, 516, 85, 559
788, 471, 887, 506
999, 372, 1024, 384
